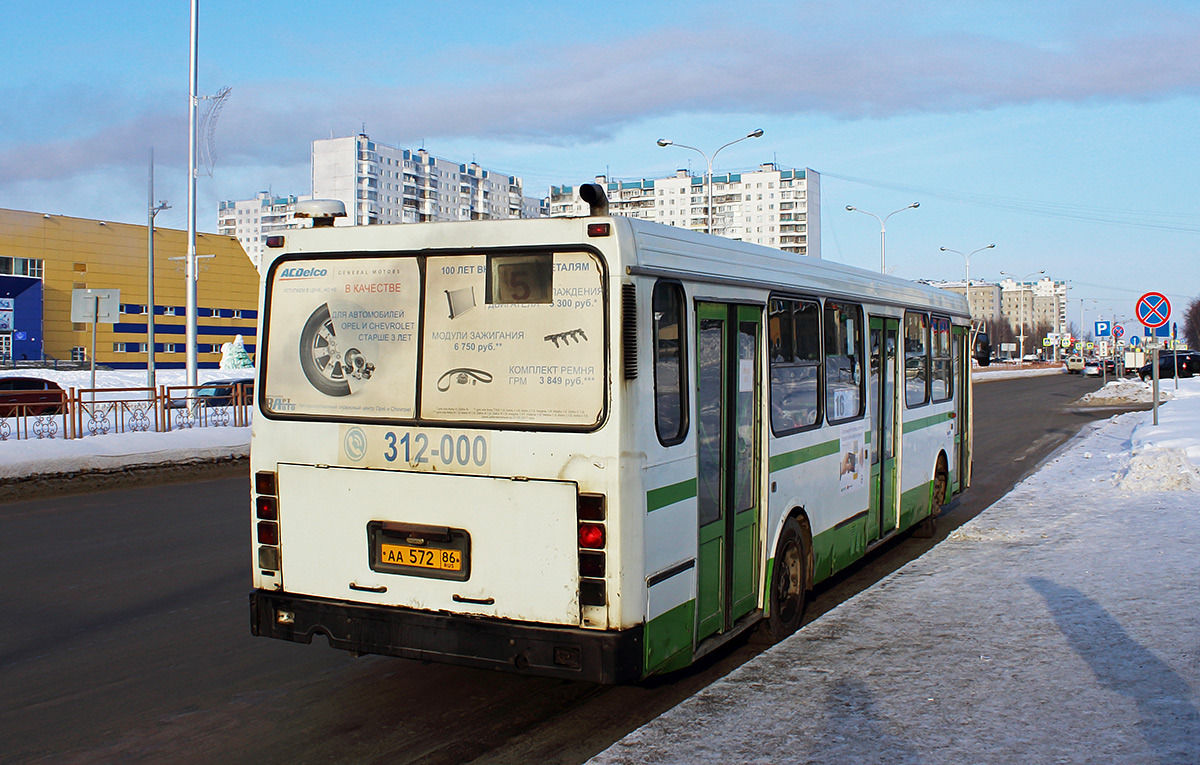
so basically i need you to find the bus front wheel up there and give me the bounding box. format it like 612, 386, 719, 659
759, 517, 807, 643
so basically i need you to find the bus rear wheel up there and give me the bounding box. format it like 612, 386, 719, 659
759, 517, 807, 643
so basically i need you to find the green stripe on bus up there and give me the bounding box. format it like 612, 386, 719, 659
768, 439, 840, 473
903, 411, 950, 434
647, 478, 697, 512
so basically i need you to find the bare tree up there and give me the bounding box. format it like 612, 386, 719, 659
1184, 296, 1200, 349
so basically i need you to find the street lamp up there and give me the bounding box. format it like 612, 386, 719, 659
657, 129, 764, 235
846, 202, 920, 274
941, 244, 994, 363
1000, 269, 1045, 361
940, 244, 995, 320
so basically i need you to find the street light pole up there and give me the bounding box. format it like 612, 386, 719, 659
1001, 269, 1045, 361
657, 129, 763, 235
185, 0, 200, 388
941, 244, 994, 362
939, 244, 995, 319
846, 202, 920, 273
147, 148, 170, 391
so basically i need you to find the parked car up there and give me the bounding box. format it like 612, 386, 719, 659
0, 376, 66, 416
167, 377, 255, 408
1137, 352, 1200, 381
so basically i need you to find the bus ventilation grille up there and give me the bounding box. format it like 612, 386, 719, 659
622, 283, 637, 380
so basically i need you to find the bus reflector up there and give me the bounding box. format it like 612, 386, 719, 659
265, 235, 285, 248
578, 523, 605, 549
257, 520, 280, 546
580, 579, 607, 606
587, 223, 611, 237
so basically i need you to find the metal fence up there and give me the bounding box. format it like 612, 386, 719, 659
0, 383, 253, 442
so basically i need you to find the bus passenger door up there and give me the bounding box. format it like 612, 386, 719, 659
695, 303, 762, 642
953, 325, 971, 493
868, 317, 900, 541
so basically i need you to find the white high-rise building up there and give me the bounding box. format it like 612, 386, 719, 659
220, 135, 546, 269
217, 192, 301, 270
549, 164, 820, 257
312, 134, 545, 226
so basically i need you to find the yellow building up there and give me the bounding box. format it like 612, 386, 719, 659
0, 208, 259, 369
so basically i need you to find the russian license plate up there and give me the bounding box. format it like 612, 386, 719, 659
379, 543, 462, 572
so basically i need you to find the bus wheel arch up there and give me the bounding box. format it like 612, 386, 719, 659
758, 509, 812, 643
914, 453, 949, 538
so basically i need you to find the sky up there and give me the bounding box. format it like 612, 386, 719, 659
3, 0, 1200, 335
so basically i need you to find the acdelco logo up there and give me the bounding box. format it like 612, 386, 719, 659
278, 267, 327, 280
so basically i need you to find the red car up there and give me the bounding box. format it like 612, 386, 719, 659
0, 376, 66, 417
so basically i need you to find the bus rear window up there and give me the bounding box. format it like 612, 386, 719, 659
262, 250, 606, 429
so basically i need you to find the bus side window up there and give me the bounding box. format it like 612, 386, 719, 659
769, 296, 820, 433
931, 316, 952, 402
904, 311, 930, 408
653, 281, 688, 445
825, 301, 864, 423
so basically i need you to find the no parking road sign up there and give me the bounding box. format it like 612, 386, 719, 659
1136, 292, 1171, 329
1114, 324, 1125, 340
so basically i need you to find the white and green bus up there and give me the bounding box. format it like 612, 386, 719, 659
249, 190, 974, 683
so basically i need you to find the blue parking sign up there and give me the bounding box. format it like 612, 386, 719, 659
1094, 321, 1111, 337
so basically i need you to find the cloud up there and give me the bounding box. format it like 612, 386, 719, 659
3, 17, 1200, 187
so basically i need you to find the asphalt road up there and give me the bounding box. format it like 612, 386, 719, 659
0, 372, 1122, 764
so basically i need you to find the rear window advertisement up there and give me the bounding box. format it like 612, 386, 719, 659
421, 251, 605, 426
264, 258, 421, 417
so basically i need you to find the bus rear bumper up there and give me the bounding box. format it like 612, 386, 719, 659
250, 589, 643, 684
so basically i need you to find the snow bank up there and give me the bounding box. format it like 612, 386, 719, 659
1077, 377, 1168, 406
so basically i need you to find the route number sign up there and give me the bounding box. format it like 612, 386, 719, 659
1136, 292, 1170, 329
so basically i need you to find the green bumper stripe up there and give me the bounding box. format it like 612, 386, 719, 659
769, 439, 840, 473
647, 478, 697, 512
903, 411, 950, 434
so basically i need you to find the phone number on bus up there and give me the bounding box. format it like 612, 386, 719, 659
339, 425, 491, 473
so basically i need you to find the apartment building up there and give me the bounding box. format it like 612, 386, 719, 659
312, 134, 544, 227
935, 280, 1002, 322
934, 276, 1068, 336
217, 192, 299, 270
549, 164, 821, 257
219, 135, 546, 270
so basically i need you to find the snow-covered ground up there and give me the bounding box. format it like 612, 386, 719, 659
592, 378, 1200, 764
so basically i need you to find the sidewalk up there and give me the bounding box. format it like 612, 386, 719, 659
592, 384, 1200, 764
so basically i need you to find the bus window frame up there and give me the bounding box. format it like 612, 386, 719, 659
767, 293, 823, 437
824, 299, 866, 426
931, 314, 953, 403
903, 310, 930, 409
652, 279, 689, 446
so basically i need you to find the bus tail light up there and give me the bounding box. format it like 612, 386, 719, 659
255, 470, 281, 573
577, 493, 607, 606
578, 523, 605, 549
257, 520, 279, 545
